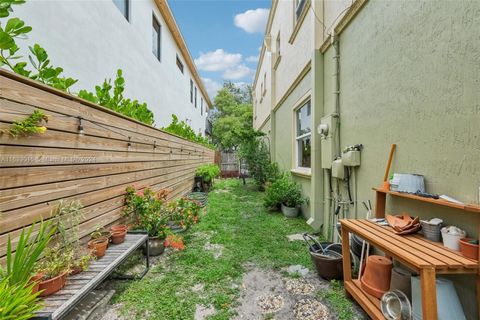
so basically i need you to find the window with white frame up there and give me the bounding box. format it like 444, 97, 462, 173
295, 100, 311, 168
113, 0, 129, 20
152, 15, 161, 61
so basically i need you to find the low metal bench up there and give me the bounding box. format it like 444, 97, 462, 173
33, 233, 149, 320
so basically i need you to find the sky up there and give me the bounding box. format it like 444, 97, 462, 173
169, 0, 271, 100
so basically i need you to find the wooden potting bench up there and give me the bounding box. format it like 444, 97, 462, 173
32, 233, 149, 320
340, 188, 480, 320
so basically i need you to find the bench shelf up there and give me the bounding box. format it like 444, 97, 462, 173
33, 233, 149, 320
340, 188, 480, 320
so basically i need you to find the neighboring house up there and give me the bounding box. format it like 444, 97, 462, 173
254, 0, 479, 317
13, 0, 211, 133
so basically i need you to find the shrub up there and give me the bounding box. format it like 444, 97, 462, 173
195, 164, 220, 183
264, 174, 307, 209
0, 277, 42, 320
162, 114, 214, 148
166, 197, 202, 230
239, 138, 280, 190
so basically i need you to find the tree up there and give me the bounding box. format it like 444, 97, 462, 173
212, 82, 257, 150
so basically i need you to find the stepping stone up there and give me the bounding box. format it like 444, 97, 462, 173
285, 265, 309, 277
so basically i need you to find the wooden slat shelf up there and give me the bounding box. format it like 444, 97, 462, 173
373, 188, 480, 213
340, 187, 480, 320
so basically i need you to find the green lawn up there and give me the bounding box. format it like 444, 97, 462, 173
114, 179, 317, 319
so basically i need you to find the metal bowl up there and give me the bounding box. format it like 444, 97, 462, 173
381, 289, 412, 320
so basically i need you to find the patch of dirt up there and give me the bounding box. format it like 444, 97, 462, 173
203, 242, 224, 259
99, 303, 125, 320
194, 304, 216, 320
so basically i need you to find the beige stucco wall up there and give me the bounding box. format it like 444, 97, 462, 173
321, 1, 480, 318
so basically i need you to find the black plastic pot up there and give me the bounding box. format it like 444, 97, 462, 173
303, 234, 344, 280
351, 233, 371, 258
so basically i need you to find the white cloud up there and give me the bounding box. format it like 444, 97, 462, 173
194, 49, 242, 72
202, 77, 222, 99
234, 8, 269, 34
246, 55, 259, 63
222, 64, 254, 80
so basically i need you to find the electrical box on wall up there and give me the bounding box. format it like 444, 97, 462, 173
342, 150, 361, 166
331, 159, 345, 179
319, 114, 338, 169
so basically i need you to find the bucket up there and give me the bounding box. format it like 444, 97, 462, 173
303, 233, 344, 280
441, 227, 466, 251
351, 233, 371, 258
390, 267, 412, 301
411, 276, 465, 320
421, 220, 442, 242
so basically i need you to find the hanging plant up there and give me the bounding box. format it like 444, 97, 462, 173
4, 109, 49, 137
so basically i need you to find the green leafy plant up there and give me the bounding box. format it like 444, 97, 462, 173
78, 69, 154, 125
264, 174, 307, 209
6, 220, 56, 285
162, 114, 214, 148
195, 164, 220, 183
166, 197, 202, 230
51, 200, 83, 248
0, 277, 42, 320
35, 245, 73, 280
239, 138, 280, 190
4, 109, 48, 137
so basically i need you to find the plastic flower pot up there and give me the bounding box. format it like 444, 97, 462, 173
38, 272, 67, 297
110, 230, 127, 244
281, 204, 299, 218
88, 237, 109, 258
459, 238, 479, 260
144, 236, 165, 256
360, 255, 393, 298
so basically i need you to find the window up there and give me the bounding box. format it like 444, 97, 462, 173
176, 55, 184, 73
113, 0, 129, 20
295, 0, 307, 19
262, 73, 267, 96
152, 15, 161, 61
201, 98, 204, 116
190, 80, 193, 103
194, 87, 197, 108
296, 101, 311, 168
276, 32, 281, 57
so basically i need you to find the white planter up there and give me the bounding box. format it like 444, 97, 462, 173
281, 204, 299, 218
441, 228, 466, 251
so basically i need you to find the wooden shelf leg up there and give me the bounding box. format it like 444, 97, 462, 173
420, 268, 438, 320
341, 224, 352, 298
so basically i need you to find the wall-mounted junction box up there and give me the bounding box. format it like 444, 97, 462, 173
331, 159, 345, 179
319, 114, 338, 169
342, 150, 361, 166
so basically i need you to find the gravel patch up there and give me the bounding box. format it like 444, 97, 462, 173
285, 278, 315, 295
257, 295, 285, 314
293, 299, 330, 320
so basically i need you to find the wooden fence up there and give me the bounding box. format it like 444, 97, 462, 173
0, 70, 215, 262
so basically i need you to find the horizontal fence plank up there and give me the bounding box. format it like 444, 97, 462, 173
0, 71, 215, 263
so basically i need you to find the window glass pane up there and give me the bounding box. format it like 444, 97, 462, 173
296, 101, 311, 136
298, 136, 311, 168
152, 17, 160, 60
113, 0, 128, 19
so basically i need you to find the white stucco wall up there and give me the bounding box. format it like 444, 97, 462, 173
11, 0, 208, 133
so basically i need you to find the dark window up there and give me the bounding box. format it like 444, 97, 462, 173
176, 55, 184, 73
194, 87, 197, 108
113, 0, 129, 20
295, 0, 306, 19
190, 80, 193, 103
152, 15, 161, 61
296, 101, 311, 168
201, 98, 203, 115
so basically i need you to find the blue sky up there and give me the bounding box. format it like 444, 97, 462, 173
169, 0, 271, 99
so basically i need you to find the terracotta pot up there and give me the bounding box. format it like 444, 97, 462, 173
111, 224, 128, 233
110, 230, 127, 244
88, 237, 109, 258
29, 273, 44, 294
459, 238, 479, 260
361, 255, 393, 298
38, 272, 67, 297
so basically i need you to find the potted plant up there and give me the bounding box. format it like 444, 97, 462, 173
264, 174, 307, 218
70, 248, 94, 275
35, 245, 72, 297
0, 277, 42, 320
166, 197, 201, 232
195, 164, 220, 192
88, 227, 110, 258
138, 205, 169, 256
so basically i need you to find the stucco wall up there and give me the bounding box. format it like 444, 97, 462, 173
322, 1, 480, 318
12, 0, 208, 132
274, 70, 312, 218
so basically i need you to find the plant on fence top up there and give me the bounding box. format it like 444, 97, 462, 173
0, 0, 155, 125
162, 114, 214, 148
